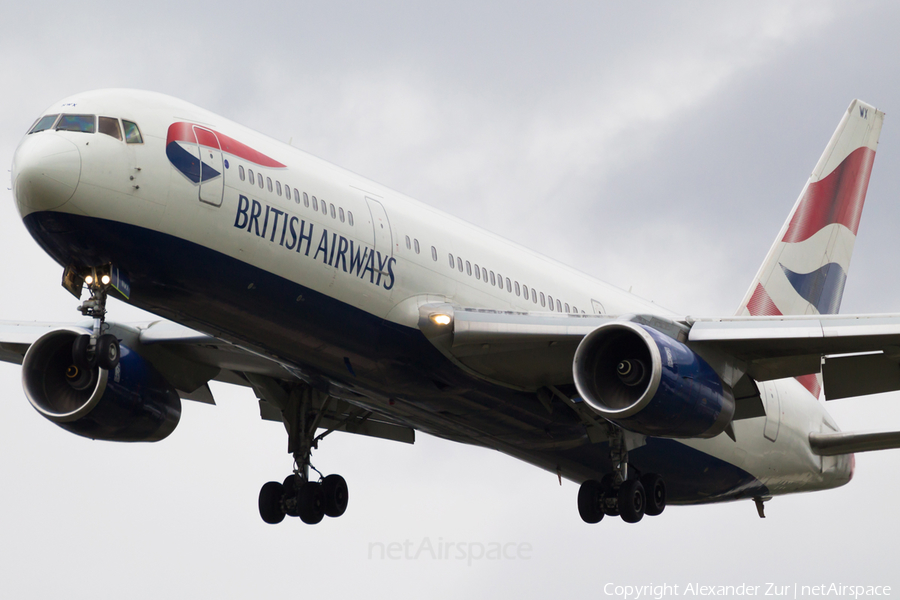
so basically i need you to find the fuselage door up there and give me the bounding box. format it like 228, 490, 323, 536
193, 126, 224, 207
762, 382, 780, 442
366, 197, 393, 258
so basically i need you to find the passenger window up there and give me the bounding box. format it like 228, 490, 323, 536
573, 306, 578, 313
474, 264, 480, 280
482, 267, 487, 282
239, 165, 246, 181
312, 196, 318, 211
330, 204, 335, 218
496, 273, 502, 288
276, 181, 282, 196
303, 192, 309, 207
490, 271, 496, 286
548, 295, 554, 311
540, 292, 546, 307
457, 257, 463, 272
557, 299, 562, 312
258, 174, 264, 189
466, 261, 472, 276
57, 114, 95, 133
348, 212, 354, 226
122, 120, 143, 143
248, 169, 255, 185
449, 254, 455, 268
522, 284, 528, 298
506, 278, 512, 293
532, 289, 537, 303
515, 282, 521, 296
414, 239, 420, 254
98, 117, 122, 140
405, 235, 411, 250
267, 177, 273, 192
431, 246, 437, 261
565, 303, 570, 313
29, 114, 59, 134
339, 207, 345, 223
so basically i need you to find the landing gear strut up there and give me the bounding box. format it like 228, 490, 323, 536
70, 266, 120, 372
256, 382, 349, 525
577, 424, 666, 524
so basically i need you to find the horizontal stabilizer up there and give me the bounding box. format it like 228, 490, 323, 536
809, 430, 900, 456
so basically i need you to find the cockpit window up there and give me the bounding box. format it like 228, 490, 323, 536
98, 117, 122, 140
56, 114, 96, 133
29, 114, 59, 134
122, 120, 143, 144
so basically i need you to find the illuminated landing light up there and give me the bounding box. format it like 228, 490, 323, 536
431, 314, 452, 326
84, 275, 94, 285
100, 274, 111, 285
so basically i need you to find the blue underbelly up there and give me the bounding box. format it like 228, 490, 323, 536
22, 210, 768, 503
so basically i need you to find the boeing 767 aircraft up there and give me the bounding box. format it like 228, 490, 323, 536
9, 90, 900, 525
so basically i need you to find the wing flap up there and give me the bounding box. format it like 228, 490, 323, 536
689, 314, 900, 385
822, 352, 900, 400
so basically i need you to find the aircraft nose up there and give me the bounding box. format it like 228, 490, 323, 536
12, 134, 81, 212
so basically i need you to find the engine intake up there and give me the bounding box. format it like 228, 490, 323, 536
573, 321, 734, 438
22, 328, 181, 442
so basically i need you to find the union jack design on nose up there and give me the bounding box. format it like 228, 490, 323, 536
166, 122, 285, 184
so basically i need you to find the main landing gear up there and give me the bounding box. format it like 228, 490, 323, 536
256, 382, 349, 525
577, 425, 666, 524
69, 266, 121, 374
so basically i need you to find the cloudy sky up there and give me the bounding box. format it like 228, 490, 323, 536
3, 1, 900, 597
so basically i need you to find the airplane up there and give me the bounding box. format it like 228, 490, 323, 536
9, 89, 900, 526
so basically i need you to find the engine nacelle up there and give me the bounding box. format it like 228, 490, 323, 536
22, 328, 181, 442
573, 321, 734, 439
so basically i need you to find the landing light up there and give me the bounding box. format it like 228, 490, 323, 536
431, 314, 452, 326
84, 275, 94, 285
100, 274, 111, 285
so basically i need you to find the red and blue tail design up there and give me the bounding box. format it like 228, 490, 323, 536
737, 100, 884, 397
166, 122, 285, 184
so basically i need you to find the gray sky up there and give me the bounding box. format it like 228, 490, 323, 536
2, 1, 900, 597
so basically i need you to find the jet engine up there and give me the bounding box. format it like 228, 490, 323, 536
22, 328, 181, 442
573, 321, 734, 438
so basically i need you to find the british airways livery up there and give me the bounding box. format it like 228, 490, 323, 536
9, 89, 900, 525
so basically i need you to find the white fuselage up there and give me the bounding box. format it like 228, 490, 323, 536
11, 89, 853, 503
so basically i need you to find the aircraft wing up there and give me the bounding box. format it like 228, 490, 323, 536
418, 304, 900, 401
0, 319, 415, 444
688, 315, 900, 400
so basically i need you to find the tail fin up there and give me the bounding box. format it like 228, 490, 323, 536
737, 100, 883, 396
738, 100, 883, 318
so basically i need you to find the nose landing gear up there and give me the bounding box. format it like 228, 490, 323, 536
67, 265, 121, 371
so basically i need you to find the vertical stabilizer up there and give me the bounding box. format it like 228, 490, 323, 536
736, 100, 883, 395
